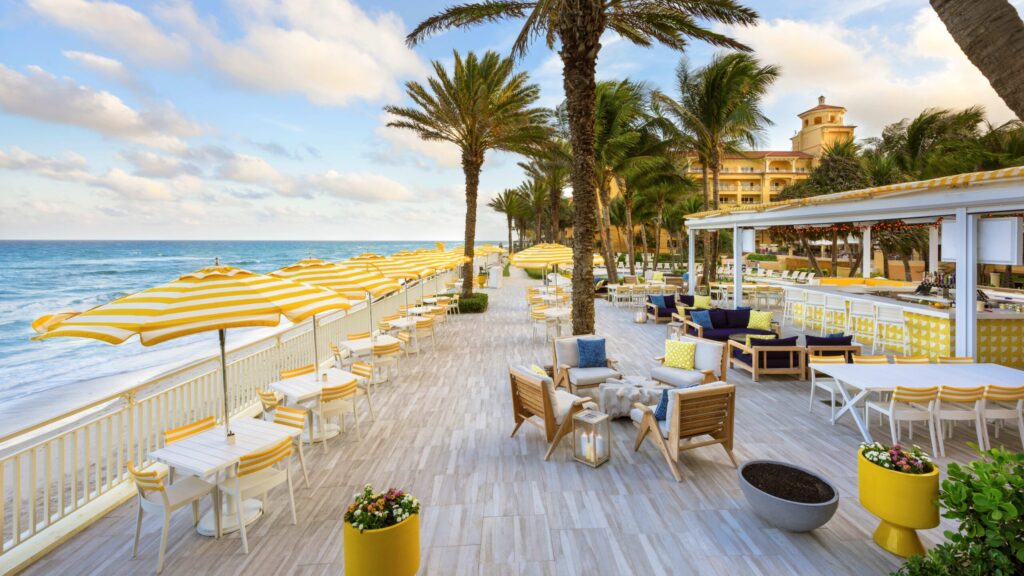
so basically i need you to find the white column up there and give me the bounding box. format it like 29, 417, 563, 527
953, 208, 978, 357
687, 228, 696, 296
928, 225, 939, 273
733, 225, 743, 308
861, 226, 872, 278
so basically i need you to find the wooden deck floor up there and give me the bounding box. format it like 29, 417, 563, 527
24, 270, 1017, 576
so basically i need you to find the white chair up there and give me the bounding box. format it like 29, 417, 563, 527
934, 386, 986, 457
803, 290, 826, 333
219, 437, 297, 554
128, 462, 217, 574
865, 386, 939, 455
821, 295, 847, 336
981, 385, 1024, 450
846, 299, 877, 353
349, 360, 377, 420
874, 304, 910, 355
782, 287, 805, 327
807, 355, 846, 422
272, 406, 311, 488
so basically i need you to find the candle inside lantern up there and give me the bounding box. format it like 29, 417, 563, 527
578, 431, 589, 459
587, 432, 596, 461
595, 433, 606, 459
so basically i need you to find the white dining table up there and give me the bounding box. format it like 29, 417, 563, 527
406, 305, 440, 316
544, 307, 571, 336
812, 363, 1024, 443
148, 418, 300, 536
269, 367, 360, 443
387, 315, 424, 330
337, 334, 401, 357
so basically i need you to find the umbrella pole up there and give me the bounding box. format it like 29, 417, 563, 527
367, 292, 373, 336
311, 313, 319, 375
219, 329, 233, 440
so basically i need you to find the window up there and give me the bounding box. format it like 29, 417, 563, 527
804, 119, 809, 127
814, 116, 822, 125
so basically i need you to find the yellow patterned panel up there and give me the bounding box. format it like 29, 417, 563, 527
905, 313, 951, 359
976, 318, 1024, 368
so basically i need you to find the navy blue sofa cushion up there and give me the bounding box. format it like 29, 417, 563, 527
677, 294, 695, 307
708, 309, 728, 329
805, 334, 854, 350
732, 336, 800, 368
701, 327, 774, 341
725, 308, 750, 329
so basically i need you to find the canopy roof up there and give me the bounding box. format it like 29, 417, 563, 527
685, 167, 1024, 230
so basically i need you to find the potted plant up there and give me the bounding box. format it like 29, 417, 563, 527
858, 442, 939, 558
738, 460, 839, 532
343, 485, 421, 576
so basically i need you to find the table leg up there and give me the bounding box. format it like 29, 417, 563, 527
197, 489, 262, 536
832, 380, 873, 443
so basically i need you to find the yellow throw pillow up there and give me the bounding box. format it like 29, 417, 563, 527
529, 364, 548, 377
745, 334, 777, 347
665, 340, 696, 370
693, 295, 712, 309
748, 310, 773, 331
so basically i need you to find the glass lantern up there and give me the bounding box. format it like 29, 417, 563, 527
573, 409, 611, 468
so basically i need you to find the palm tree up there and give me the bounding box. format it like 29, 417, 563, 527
408, 1, 758, 334
385, 50, 548, 297
633, 163, 692, 271
519, 139, 570, 242
655, 53, 779, 285
517, 178, 548, 244
868, 107, 986, 179
488, 189, 523, 254
930, 0, 1024, 120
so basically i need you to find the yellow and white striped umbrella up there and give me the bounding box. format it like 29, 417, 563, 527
32, 264, 351, 438
271, 258, 400, 300
33, 265, 351, 346
510, 243, 604, 269
344, 257, 431, 281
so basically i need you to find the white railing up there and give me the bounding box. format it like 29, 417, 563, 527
0, 271, 455, 572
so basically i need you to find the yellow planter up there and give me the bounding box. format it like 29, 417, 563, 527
343, 514, 420, 576
476, 275, 486, 288
857, 449, 939, 557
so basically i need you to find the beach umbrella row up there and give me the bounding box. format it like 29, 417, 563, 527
32, 264, 351, 439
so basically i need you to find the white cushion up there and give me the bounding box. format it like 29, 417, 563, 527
554, 338, 580, 368
675, 336, 724, 376
568, 366, 621, 387
629, 405, 669, 438
650, 366, 704, 388
553, 390, 583, 424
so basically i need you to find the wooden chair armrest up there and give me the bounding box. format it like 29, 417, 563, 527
653, 355, 666, 363
750, 345, 806, 353
671, 312, 686, 323
632, 402, 654, 413
682, 318, 703, 337
728, 340, 754, 354
606, 358, 619, 369
645, 301, 657, 312
570, 397, 589, 407
699, 368, 716, 384
770, 321, 781, 336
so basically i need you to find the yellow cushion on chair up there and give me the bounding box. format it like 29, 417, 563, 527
664, 340, 696, 370
693, 295, 712, 309
529, 364, 548, 378
747, 310, 773, 331
745, 334, 777, 347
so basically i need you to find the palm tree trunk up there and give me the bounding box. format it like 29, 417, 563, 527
655, 204, 664, 272
701, 166, 710, 210
931, 0, 1024, 120
506, 215, 514, 255
881, 247, 891, 279
461, 153, 482, 298
597, 176, 617, 284
558, 3, 604, 335
801, 236, 823, 276
849, 245, 863, 277
549, 184, 560, 243
901, 254, 913, 282
640, 224, 649, 275
830, 231, 839, 278
625, 194, 636, 275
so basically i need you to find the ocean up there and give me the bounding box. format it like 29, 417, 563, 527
0, 240, 477, 437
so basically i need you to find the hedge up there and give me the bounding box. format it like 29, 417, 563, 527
524, 268, 545, 280
458, 292, 488, 313
747, 253, 778, 262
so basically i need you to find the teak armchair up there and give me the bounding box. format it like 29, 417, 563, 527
509, 366, 589, 460
631, 383, 737, 482
728, 339, 806, 382
551, 335, 621, 394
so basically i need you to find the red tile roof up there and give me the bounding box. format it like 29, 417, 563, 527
798, 103, 845, 115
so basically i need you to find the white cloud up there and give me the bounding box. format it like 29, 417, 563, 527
374, 113, 462, 169
156, 0, 426, 106
728, 10, 1016, 147
0, 64, 200, 151
61, 50, 133, 84
307, 170, 412, 202
119, 149, 199, 178
29, 0, 189, 66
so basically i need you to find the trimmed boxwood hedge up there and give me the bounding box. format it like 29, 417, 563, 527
524, 268, 545, 280
458, 292, 488, 313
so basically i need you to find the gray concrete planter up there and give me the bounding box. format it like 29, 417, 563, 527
738, 460, 839, 532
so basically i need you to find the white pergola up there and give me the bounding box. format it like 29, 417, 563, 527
684, 167, 1024, 357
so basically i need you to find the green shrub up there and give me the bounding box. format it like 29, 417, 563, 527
458, 292, 488, 313
502, 263, 510, 277
893, 448, 1024, 576
747, 253, 777, 262
524, 268, 545, 280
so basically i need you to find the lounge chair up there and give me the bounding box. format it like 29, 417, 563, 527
650, 336, 726, 387
631, 383, 738, 482
552, 335, 621, 394
728, 336, 806, 382
509, 366, 591, 460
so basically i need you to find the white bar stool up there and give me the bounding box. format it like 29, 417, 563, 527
782, 287, 805, 326
803, 290, 826, 333
874, 304, 910, 355
846, 299, 877, 353
821, 295, 848, 336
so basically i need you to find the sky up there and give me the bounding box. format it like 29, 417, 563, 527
0, 0, 1020, 241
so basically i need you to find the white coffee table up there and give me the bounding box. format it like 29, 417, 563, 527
598, 377, 673, 418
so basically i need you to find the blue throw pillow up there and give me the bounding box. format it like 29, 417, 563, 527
653, 389, 669, 421
577, 338, 607, 368
649, 295, 666, 308
690, 309, 713, 329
